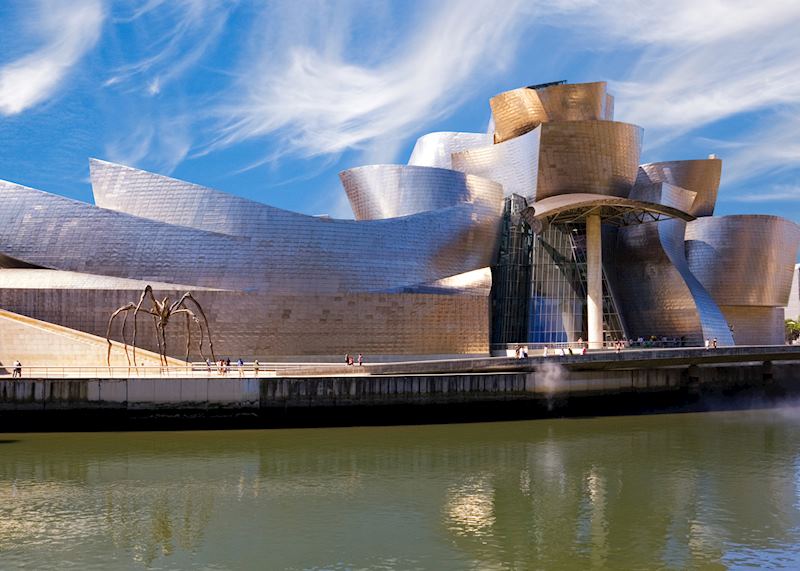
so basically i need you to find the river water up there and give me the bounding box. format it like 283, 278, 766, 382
2, 408, 800, 570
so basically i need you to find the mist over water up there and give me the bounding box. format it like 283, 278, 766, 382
2, 409, 800, 570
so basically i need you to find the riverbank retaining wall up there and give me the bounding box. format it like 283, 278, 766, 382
0, 361, 795, 415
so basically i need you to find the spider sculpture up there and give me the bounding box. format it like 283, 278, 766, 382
105, 285, 216, 367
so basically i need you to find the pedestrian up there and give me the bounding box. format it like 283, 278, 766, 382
514, 346, 520, 359
12, 359, 22, 378
225, 357, 231, 374
522, 346, 528, 359
704, 339, 710, 350
237, 358, 244, 377
543, 345, 548, 357
581, 345, 587, 355
348, 354, 354, 366
206, 358, 212, 373
712, 337, 718, 349
345, 353, 351, 366
358, 353, 363, 366
254, 359, 260, 376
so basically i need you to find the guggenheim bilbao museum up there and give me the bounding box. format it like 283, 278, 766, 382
1, 80, 799, 363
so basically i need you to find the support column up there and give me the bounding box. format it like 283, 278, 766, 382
586, 214, 603, 350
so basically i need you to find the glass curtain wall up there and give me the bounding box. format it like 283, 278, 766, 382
527, 223, 626, 345
490, 195, 533, 346
490, 198, 627, 347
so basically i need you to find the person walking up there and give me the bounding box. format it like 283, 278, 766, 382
357, 353, 363, 366
712, 337, 718, 349
345, 353, 351, 366
237, 358, 244, 377
253, 359, 260, 376
12, 360, 21, 378
705, 339, 710, 350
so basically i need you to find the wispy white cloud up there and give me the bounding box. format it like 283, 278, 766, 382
104, 115, 191, 175
525, 1, 800, 137
212, 0, 533, 162
104, 0, 234, 96
526, 0, 800, 191
730, 185, 800, 202
0, 0, 104, 115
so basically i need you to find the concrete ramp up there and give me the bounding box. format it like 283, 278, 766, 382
0, 308, 183, 372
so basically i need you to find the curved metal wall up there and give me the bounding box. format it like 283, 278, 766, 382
1, 177, 503, 295
609, 219, 734, 345
628, 181, 697, 213
450, 127, 540, 200
490, 82, 612, 144
535, 121, 643, 201
338, 164, 502, 221
685, 215, 800, 306
636, 159, 721, 217
407, 132, 491, 169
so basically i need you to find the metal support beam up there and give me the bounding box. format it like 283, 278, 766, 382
586, 214, 603, 350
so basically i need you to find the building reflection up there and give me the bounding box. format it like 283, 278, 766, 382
1, 415, 800, 568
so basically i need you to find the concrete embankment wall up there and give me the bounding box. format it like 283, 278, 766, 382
0, 361, 796, 430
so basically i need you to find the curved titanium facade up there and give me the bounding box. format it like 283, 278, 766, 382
2, 163, 502, 358
407, 132, 491, 169
535, 121, 643, 201
609, 219, 734, 345
450, 127, 540, 200
685, 215, 800, 306
490, 82, 613, 143
3, 176, 502, 295
339, 164, 502, 221
635, 159, 722, 217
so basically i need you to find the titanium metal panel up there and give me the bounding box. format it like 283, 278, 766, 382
535, 121, 643, 201
0, 269, 219, 291
490, 82, 611, 143
609, 219, 734, 345
628, 182, 697, 213
720, 306, 785, 345
1, 178, 503, 295
407, 132, 491, 169
338, 164, 502, 221
450, 127, 540, 200
636, 159, 722, 217
685, 215, 800, 306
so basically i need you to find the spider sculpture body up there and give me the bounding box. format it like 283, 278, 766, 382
105, 285, 216, 367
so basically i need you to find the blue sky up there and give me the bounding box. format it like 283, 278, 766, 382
1, 0, 799, 221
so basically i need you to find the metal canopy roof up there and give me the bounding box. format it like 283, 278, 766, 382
521, 192, 695, 230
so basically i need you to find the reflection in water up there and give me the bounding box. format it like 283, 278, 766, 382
1, 410, 800, 569
444, 475, 496, 538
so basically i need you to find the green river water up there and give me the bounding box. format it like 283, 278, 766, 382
2, 408, 800, 570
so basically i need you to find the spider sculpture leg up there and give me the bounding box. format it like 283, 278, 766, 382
106, 303, 136, 366
174, 293, 217, 363
173, 308, 206, 363
131, 286, 156, 371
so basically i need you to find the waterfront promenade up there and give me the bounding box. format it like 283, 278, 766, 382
1, 346, 799, 430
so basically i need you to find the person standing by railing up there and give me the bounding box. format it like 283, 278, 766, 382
253, 359, 260, 376
237, 358, 244, 377
12, 360, 22, 378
